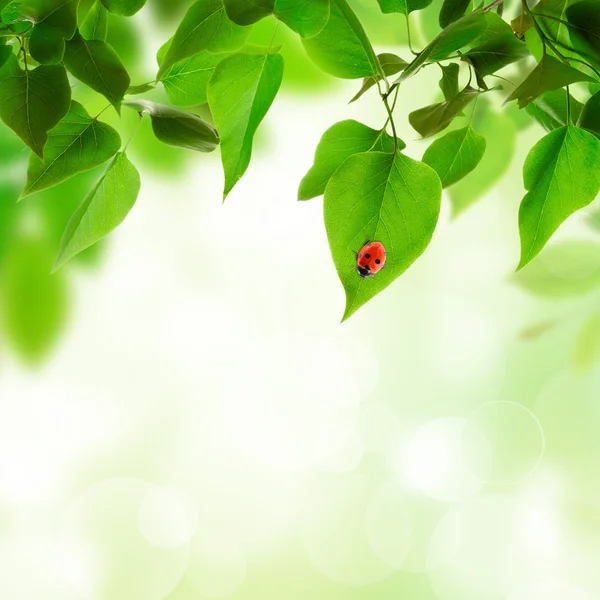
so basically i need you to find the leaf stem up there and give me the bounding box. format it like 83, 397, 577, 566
484, 0, 505, 13
377, 79, 399, 154
566, 85, 571, 124
124, 113, 143, 151
405, 14, 417, 55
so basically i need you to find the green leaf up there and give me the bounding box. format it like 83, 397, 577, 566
533, 0, 576, 48
208, 49, 284, 198
63, 32, 130, 108
565, 0, 600, 64
298, 119, 405, 200
506, 55, 595, 109
274, 0, 329, 38
438, 62, 459, 100
81, 0, 108, 41
123, 99, 219, 152
127, 82, 155, 95
579, 90, 600, 138
463, 29, 528, 78
422, 125, 486, 188
223, 0, 274, 25
574, 311, 600, 373
302, 0, 380, 79
526, 88, 583, 132
439, 0, 470, 28
21, 101, 121, 198
375, 0, 434, 15
409, 85, 481, 137
29, 22, 65, 63
101, 0, 147, 16
513, 241, 600, 297
519, 125, 600, 269
0, 44, 10, 69
157, 0, 250, 79
54, 152, 141, 270
324, 151, 441, 320
2, 0, 77, 38
0, 54, 70, 157
399, 10, 488, 80
350, 52, 407, 103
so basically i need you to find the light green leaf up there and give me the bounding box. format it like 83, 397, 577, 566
21, 101, 121, 198
223, 0, 274, 25
0, 54, 70, 157
422, 125, 486, 188
506, 55, 595, 109
54, 152, 141, 270
302, 0, 380, 79
574, 312, 600, 373
375, 0, 434, 15
157, 0, 250, 79
350, 52, 407, 103
29, 22, 65, 63
439, 0, 470, 28
438, 62, 459, 100
519, 125, 600, 269
81, 0, 108, 40
324, 151, 441, 320
64, 32, 130, 108
579, 90, 600, 138
124, 99, 219, 152
526, 88, 583, 133
274, 0, 329, 38
208, 50, 284, 198
101, 0, 146, 16
565, 0, 600, 64
409, 85, 481, 137
298, 119, 405, 200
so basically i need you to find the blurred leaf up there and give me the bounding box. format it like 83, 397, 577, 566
574, 311, 600, 372
22, 101, 121, 198
223, 0, 273, 24
0, 55, 70, 157
519, 320, 557, 340
518, 126, 600, 269
438, 62, 459, 100
54, 152, 141, 270
64, 32, 130, 108
350, 52, 407, 103
302, 0, 380, 79
513, 241, 600, 297
324, 151, 441, 320
506, 55, 595, 109
101, 0, 147, 16
208, 50, 283, 198
527, 88, 584, 132
422, 125, 486, 188
274, 0, 329, 38
127, 82, 155, 95
81, 0, 108, 40
298, 120, 404, 200
124, 99, 219, 151
29, 23, 65, 63
579, 90, 600, 138
157, 0, 250, 78
439, 0, 470, 28
376, 0, 434, 14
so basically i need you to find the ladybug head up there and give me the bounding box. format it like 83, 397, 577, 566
357, 265, 372, 278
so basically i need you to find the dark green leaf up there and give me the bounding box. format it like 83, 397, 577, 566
518, 125, 600, 268
298, 119, 405, 200
22, 101, 121, 198
54, 152, 141, 270
302, 0, 380, 79
506, 55, 595, 109
350, 52, 407, 103
274, 0, 329, 38
0, 54, 70, 157
422, 125, 486, 188
565, 0, 600, 64
324, 151, 441, 320
223, 0, 274, 25
124, 99, 219, 152
439, 0, 470, 28
101, 0, 146, 16
463, 30, 528, 78
63, 32, 130, 108
0, 43, 11, 69
375, 0, 434, 15
29, 22, 65, 63
208, 49, 283, 198
533, 0, 575, 48
438, 62, 459, 100
409, 85, 481, 137
2, 0, 77, 38
526, 88, 583, 132
157, 0, 250, 79
579, 89, 600, 138
81, 0, 108, 40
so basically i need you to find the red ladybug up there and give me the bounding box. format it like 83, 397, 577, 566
356, 240, 386, 278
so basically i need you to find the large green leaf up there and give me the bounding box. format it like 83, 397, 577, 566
506, 55, 595, 109
21, 101, 121, 198
29, 22, 65, 63
438, 62, 459, 100
375, 0, 434, 15
439, 0, 470, 28
1, 0, 77, 38
223, 0, 274, 25
518, 125, 600, 269
324, 151, 441, 320
208, 49, 284, 198
526, 88, 583, 132
298, 119, 405, 200
0, 45, 11, 69
533, 0, 576, 49
124, 99, 219, 152
64, 32, 130, 108
565, 0, 600, 64
422, 125, 486, 188
302, 0, 380, 79
54, 152, 141, 270
579, 89, 600, 138
0, 55, 70, 157
409, 85, 481, 137
274, 0, 329, 37
463, 29, 528, 78
81, 0, 108, 40
350, 52, 407, 103
101, 0, 147, 16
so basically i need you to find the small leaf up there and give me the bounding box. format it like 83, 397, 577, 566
101, 0, 146, 16
274, 0, 329, 38
302, 0, 380, 79
324, 151, 441, 320
0, 54, 70, 157
54, 152, 141, 270
511, 13, 533, 38
409, 85, 481, 137
127, 82, 155, 95
124, 99, 219, 152
422, 125, 486, 188
574, 312, 600, 372
223, 0, 274, 25
506, 55, 595, 109
29, 22, 65, 63
157, 0, 250, 79
81, 0, 109, 41
579, 90, 600, 138
526, 88, 584, 132
350, 52, 407, 103
439, 0, 470, 28
208, 49, 284, 198
438, 62, 459, 100
63, 32, 130, 108
21, 101, 121, 198
298, 119, 405, 200
375, 0, 434, 15
519, 126, 600, 269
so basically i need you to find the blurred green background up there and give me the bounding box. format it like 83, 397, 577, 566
2, 1, 600, 599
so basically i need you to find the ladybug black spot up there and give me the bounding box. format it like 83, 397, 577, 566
365, 253, 371, 259
364, 264, 370, 270
375, 259, 381, 264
